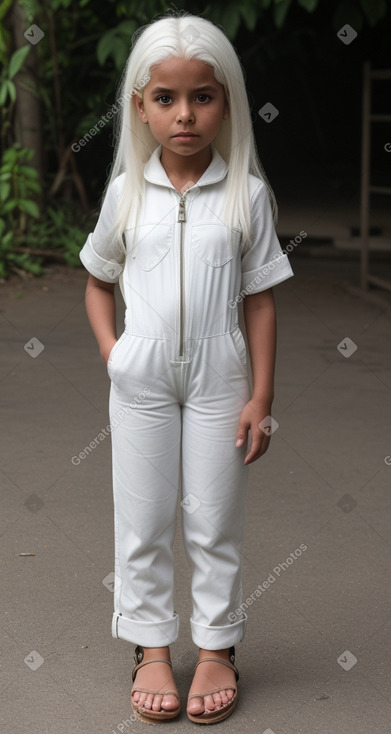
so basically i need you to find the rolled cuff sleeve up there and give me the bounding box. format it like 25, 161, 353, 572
241, 180, 294, 295
79, 174, 126, 283
241, 252, 293, 294
79, 233, 123, 283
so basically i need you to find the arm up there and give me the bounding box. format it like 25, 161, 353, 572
235, 287, 277, 465
85, 274, 117, 365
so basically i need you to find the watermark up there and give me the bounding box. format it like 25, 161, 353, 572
337, 494, 357, 513
181, 24, 200, 44
337, 650, 357, 671
384, 143, 391, 153
337, 337, 357, 358
228, 231, 307, 308
24, 650, 44, 671
258, 103, 279, 123
72, 74, 150, 153
110, 713, 142, 733
384, 456, 391, 466
71, 387, 150, 465
24, 24, 44, 45
228, 544, 308, 621
24, 493, 44, 513
24, 337, 44, 358
337, 24, 358, 45
181, 493, 201, 514
259, 415, 279, 436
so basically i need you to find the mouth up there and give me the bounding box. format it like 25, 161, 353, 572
173, 133, 199, 137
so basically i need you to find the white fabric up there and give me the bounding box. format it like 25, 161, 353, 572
79, 144, 293, 648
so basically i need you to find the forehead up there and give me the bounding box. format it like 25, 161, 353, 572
148, 56, 221, 89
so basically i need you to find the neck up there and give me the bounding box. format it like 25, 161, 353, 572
159, 145, 213, 183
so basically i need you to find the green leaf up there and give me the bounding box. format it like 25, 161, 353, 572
5, 79, 16, 103
0, 182, 10, 201
25, 180, 41, 194
18, 200, 40, 217
96, 29, 116, 66
0, 81, 8, 106
274, 0, 292, 27
297, 0, 318, 10
2, 199, 18, 213
360, 0, 387, 26
239, 3, 258, 31
18, 165, 39, 179
113, 39, 128, 71
9, 45, 31, 80
221, 5, 241, 38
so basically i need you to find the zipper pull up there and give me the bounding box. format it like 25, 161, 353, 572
177, 195, 186, 222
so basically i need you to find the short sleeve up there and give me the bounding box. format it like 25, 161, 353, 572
79, 175, 126, 283
241, 181, 293, 294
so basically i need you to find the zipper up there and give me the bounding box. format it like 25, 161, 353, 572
177, 194, 186, 358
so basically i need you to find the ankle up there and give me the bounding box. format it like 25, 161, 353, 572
138, 645, 171, 660
198, 647, 231, 660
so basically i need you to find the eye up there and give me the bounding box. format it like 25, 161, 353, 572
196, 94, 211, 103
156, 95, 172, 104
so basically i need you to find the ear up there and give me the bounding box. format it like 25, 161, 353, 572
132, 90, 148, 123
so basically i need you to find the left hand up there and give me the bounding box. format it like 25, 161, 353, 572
235, 399, 273, 465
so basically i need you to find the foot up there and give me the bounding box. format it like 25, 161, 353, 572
131, 646, 179, 713
187, 648, 237, 716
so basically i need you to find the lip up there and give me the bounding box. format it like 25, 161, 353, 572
173, 133, 199, 137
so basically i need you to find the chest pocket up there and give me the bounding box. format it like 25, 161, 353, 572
126, 224, 173, 271
191, 224, 242, 267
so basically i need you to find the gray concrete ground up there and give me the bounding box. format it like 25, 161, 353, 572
1, 249, 391, 734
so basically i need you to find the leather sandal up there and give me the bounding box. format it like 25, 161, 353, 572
130, 645, 181, 723
187, 646, 239, 724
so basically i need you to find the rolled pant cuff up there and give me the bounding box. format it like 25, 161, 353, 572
112, 611, 179, 646
190, 613, 248, 649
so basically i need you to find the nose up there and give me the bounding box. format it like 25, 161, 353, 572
176, 98, 194, 123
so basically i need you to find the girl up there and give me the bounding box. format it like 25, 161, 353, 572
79, 10, 293, 725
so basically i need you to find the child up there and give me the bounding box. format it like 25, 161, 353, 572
79, 10, 293, 725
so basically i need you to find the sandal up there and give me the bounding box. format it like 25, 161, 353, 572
187, 646, 239, 724
130, 645, 181, 723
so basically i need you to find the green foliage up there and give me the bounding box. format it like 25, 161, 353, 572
0, 144, 42, 277
0, 44, 31, 106
0, 0, 389, 278
23, 201, 95, 267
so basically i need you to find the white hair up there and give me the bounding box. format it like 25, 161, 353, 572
104, 9, 278, 253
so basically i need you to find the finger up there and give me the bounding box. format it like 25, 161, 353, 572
244, 433, 270, 464
235, 420, 249, 447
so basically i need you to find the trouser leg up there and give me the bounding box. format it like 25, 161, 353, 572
181, 334, 251, 649
109, 347, 181, 647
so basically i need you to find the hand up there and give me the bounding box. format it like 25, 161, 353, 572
235, 399, 273, 465
101, 338, 118, 366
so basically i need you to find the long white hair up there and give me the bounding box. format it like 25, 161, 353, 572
105, 9, 277, 253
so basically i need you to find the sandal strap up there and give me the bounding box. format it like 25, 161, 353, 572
132, 657, 173, 682
193, 656, 239, 682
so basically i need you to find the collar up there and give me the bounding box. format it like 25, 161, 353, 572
143, 142, 228, 189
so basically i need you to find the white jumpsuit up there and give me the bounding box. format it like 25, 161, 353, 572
79, 143, 293, 650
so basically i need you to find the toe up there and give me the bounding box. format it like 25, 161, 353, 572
161, 693, 179, 711
212, 692, 222, 708
204, 694, 216, 711
151, 694, 163, 711
187, 696, 205, 715
219, 689, 229, 706
144, 693, 154, 710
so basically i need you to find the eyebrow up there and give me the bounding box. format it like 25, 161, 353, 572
150, 85, 218, 94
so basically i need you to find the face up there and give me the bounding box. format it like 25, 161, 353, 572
133, 56, 229, 159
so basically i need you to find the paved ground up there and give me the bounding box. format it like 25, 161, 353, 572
1, 250, 391, 734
